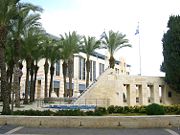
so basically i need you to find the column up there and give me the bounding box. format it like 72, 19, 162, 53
152, 83, 160, 104
127, 84, 136, 106
73, 55, 80, 97
140, 84, 148, 105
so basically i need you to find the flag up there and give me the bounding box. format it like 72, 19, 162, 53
100, 31, 106, 39
135, 24, 139, 35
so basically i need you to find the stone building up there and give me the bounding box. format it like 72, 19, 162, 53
20, 52, 130, 99
75, 68, 180, 107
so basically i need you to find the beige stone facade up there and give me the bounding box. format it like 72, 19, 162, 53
75, 68, 180, 107
20, 52, 130, 99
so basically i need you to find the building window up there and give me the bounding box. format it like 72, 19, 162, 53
90, 60, 92, 81
79, 57, 81, 79
93, 61, 96, 80
79, 84, 86, 93
79, 57, 85, 80
53, 81, 60, 97
168, 91, 172, 98
56, 60, 60, 76
99, 63, 104, 75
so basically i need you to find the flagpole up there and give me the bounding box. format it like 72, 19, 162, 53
138, 22, 142, 76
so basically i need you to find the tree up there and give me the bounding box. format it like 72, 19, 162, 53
42, 37, 51, 98
5, 36, 15, 103
12, 2, 43, 106
60, 32, 81, 97
82, 36, 100, 87
161, 15, 180, 92
21, 27, 42, 104
48, 41, 61, 97
59, 37, 69, 97
32, 34, 44, 101
102, 30, 131, 69
0, 0, 19, 114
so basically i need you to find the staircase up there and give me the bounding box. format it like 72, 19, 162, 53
73, 68, 115, 106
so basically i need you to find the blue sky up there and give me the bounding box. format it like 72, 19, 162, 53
21, 0, 180, 76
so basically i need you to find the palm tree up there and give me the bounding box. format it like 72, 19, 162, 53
60, 32, 81, 97
102, 30, 131, 69
5, 36, 15, 96
59, 37, 69, 97
32, 35, 44, 101
82, 36, 100, 87
12, 2, 43, 106
0, 0, 19, 114
21, 27, 42, 104
48, 41, 61, 97
42, 37, 51, 98
29, 29, 45, 102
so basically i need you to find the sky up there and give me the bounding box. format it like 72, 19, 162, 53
22, 0, 180, 76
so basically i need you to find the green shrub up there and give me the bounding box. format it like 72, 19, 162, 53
54, 109, 84, 116
114, 106, 124, 113
138, 106, 146, 113
42, 110, 54, 116
164, 105, 180, 114
85, 111, 95, 116
107, 105, 115, 114
176, 107, 180, 114
94, 107, 107, 116
146, 103, 165, 115
123, 106, 131, 113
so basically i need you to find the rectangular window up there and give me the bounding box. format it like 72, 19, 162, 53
83, 58, 86, 80
79, 57, 85, 80
56, 60, 60, 76
93, 61, 96, 80
99, 63, 105, 75
79, 84, 86, 93
53, 81, 60, 97
79, 57, 81, 80
90, 60, 92, 81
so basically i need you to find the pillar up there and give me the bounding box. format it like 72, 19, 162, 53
127, 84, 136, 106
140, 84, 148, 105
152, 83, 160, 104
73, 55, 80, 97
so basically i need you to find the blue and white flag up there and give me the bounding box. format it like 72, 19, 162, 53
135, 24, 139, 35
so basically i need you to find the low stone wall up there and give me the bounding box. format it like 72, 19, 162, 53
0, 115, 180, 128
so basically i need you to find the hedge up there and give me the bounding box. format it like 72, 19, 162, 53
8, 104, 180, 116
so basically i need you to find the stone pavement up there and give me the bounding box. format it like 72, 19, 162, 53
0, 101, 46, 112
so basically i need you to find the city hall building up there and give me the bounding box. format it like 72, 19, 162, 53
20, 51, 130, 99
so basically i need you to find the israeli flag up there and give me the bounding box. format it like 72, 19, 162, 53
135, 25, 139, 35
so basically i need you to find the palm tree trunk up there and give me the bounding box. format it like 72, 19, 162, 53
18, 61, 23, 84
68, 58, 73, 97
0, 48, 11, 114
14, 39, 21, 106
14, 64, 20, 107
86, 59, 90, 88
109, 55, 115, 69
49, 65, 54, 98
44, 59, 49, 98
62, 61, 67, 97
7, 65, 13, 103
24, 59, 31, 104
33, 64, 39, 101
30, 62, 34, 102
0, 27, 11, 114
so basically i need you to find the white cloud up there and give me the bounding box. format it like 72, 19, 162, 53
39, 0, 180, 76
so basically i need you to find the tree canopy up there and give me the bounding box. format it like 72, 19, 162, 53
162, 15, 180, 92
